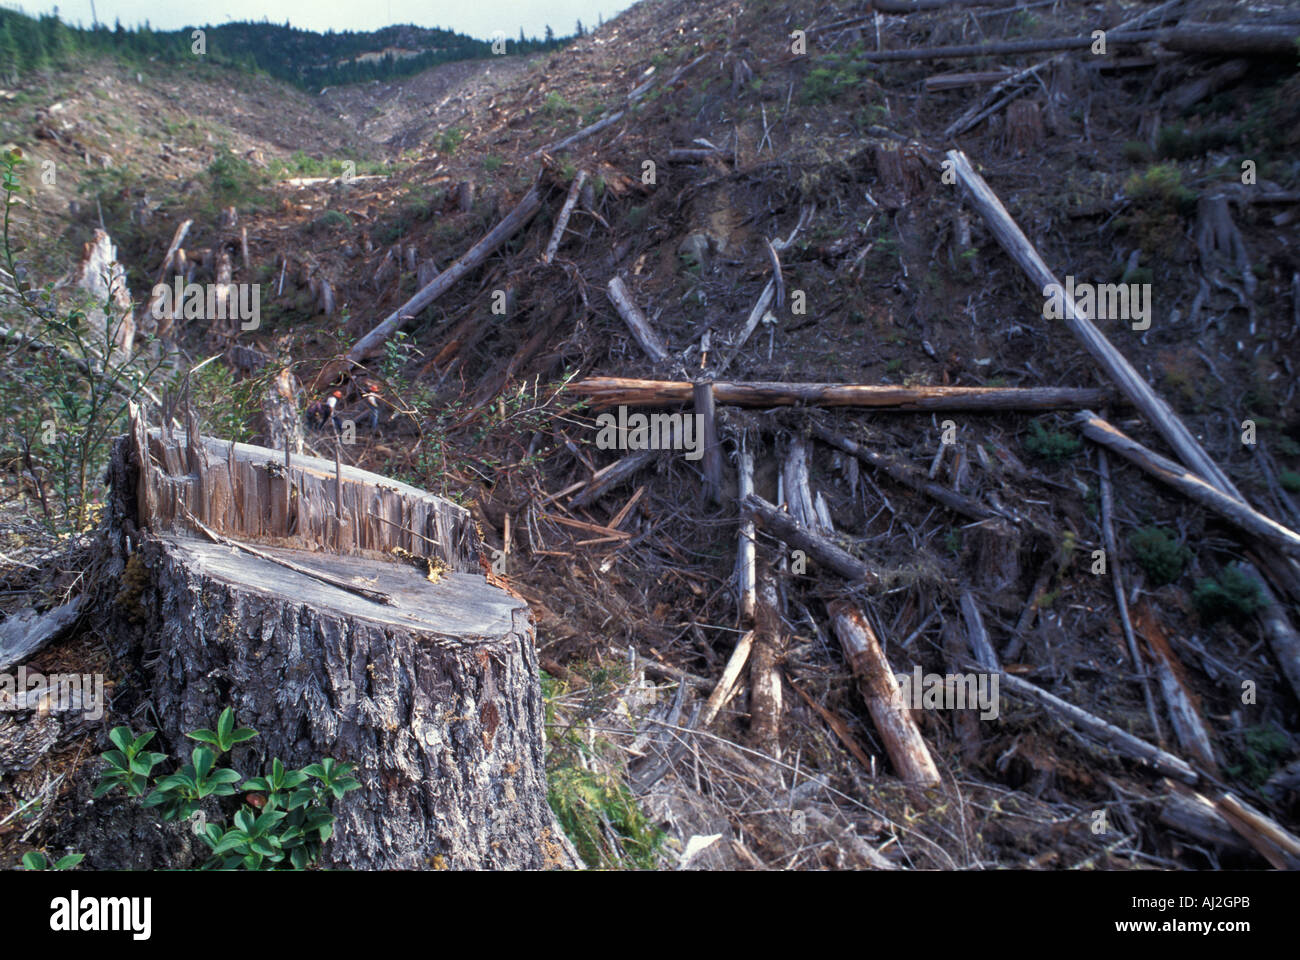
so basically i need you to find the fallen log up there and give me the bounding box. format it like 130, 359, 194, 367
86, 408, 573, 869
828, 601, 941, 787
343, 181, 545, 364
735, 437, 757, 622
1099, 449, 1163, 740
569, 378, 1111, 411
542, 169, 587, 265
998, 672, 1197, 783
741, 493, 878, 585
749, 571, 783, 749
810, 423, 1004, 523
1075, 412, 1300, 561
700, 630, 755, 727
568, 448, 660, 510
1159, 784, 1251, 854
949, 148, 1300, 700
0, 598, 83, 672
1134, 604, 1218, 773
863, 24, 1300, 62
606, 277, 669, 362
1215, 794, 1300, 869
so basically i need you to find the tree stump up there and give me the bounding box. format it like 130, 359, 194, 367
96, 409, 575, 869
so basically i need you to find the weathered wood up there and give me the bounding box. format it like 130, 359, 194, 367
75, 228, 135, 359
741, 493, 878, 585
781, 435, 825, 535
135, 425, 481, 569
748, 571, 783, 749
0, 598, 83, 672
810, 423, 1003, 523
154, 218, 192, 285
568, 448, 660, 510
959, 591, 999, 672
542, 169, 587, 265
606, 277, 669, 362
1099, 449, 1163, 741
998, 672, 1197, 783
1159, 785, 1251, 853
694, 380, 724, 504
950, 148, 1300, 699
1215, 794, 1300, 869
1075, 412, 1300, 560
1135, 605, 1218, 773
570, 377, 1111, 411
735, 438, 757, 621
343, 182, 544, 363
90, 411, 573, 870
829, 601, 941, 787
700, 630, 755, 727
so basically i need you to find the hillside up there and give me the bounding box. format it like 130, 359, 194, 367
2, 0, 1300, 875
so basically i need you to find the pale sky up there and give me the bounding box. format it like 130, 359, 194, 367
0, 0, 639, 40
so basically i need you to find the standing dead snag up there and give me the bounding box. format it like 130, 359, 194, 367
829, 601, 941, 788
99, 410, 575, 869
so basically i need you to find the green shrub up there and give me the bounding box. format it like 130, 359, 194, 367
1122, 140, 1152, 163
1128, 526, 1190, 586
95, 708, 360, 870
311, 210, 353, 231
1226, 723, 1290, 787
1193, 564, 1265, 621
1280, 470, 1300, 493
1124, 163, 1196, 216
1022, 420, 1081, 463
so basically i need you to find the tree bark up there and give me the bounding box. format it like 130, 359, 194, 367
606, 277, 670, 362
741, 493, 879, 585
571, 377, 1111, 411
343, 182, 544, 364
92, 410, 574, 870
828, 601, 941, 787
1075, 412, 1300, 560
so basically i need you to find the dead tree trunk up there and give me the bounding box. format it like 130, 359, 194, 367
95, 409, 575, 870
570, 378, 1111, 410
828, 601, 941, 787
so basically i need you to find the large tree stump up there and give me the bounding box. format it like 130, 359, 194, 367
96, 409, 574, 869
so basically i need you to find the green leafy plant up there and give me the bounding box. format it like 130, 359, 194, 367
20, 850, 84, 870
94, 708, 359, 870
1022, 419, 1081, 463
1128, 526, 1190, 586
92, 727, 168, 798
1226, 723, 1291, 787
1, 148, 168, 531
541, 671, 664, 869
1193, 564, 1266, 622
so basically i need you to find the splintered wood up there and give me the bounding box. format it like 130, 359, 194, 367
131, 416, 480, 572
